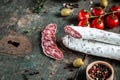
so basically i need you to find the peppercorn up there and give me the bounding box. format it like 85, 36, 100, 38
88, 64, 112, 79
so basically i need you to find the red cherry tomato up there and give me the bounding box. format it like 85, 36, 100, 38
78, 9, 91, 21
78, 20, 90, 27
106, 14, 119, 29
92, 7, 105, 17
91, 18, 104, 30
109, 5, 120, 17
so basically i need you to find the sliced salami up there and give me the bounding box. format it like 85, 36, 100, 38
41, 23, 63, 60
42, 29, 56, 41
42, 32, 56, 41
62, 35, 120, 61
44, 23, 57, 33
42, 40, 56, 47
64, 25, 120, 46
64, 26, 82, 38
44, 46, 63, 60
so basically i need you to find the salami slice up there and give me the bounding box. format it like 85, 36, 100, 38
42, 28, 56, 41
42, 40, 56, 47
44, 23, 57, 33
64, 25, 120, 46
42, 32, 56, 41
41, 23, 63, 60
44, 46, 63, 60
62, 35, 120, 61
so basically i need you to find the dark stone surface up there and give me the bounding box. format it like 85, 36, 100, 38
0, 0, 120, 80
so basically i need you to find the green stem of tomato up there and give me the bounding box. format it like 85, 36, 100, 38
112, 12, 115, 19
97, 16, 102, 24
90, 10, 120, 19
85, 18, 89, 26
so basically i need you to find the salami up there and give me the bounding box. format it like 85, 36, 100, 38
62, 35, 120, 60
42, 28, 56, 41
41, 23, 63, 60
64, 26, 82, 38
64, 25, 120, 46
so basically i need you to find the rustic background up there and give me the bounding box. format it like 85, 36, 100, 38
0, 0, 120, 80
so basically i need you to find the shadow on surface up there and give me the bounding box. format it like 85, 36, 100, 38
77, 69, 86, 80
51, 0, 78, 3
111, 0, 120, 3
68, 16, 78, 25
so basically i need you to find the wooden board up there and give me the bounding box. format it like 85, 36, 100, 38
0, 0, 120, 80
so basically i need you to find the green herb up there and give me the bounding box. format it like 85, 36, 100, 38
35, 6, 42, 13
34, 0, 45, 13
35, 0, 42, 4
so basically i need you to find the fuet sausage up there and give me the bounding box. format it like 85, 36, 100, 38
64, 25, 120, 45
41, 23, 63, 60
62, 35, 120, 60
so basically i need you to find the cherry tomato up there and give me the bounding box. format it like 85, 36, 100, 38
109, 5, 120, 17
91, 18, 104, 30
78, 20, 90, 27
106, 14, 119, 29
92, 7, 105, 16
78, 9, 91, 21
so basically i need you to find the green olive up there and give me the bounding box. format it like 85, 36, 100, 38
73, 58, 84, 67
61, 8, 71, 17
100, 0, 108, 7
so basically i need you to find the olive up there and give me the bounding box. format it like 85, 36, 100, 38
73, 58, 84, 67
61, 8, 72, 17
100, 0, 108, 7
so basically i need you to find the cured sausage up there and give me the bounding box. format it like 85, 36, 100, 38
42, 23, 63, 60
62, 35, 120, 61
64, 25, 120, 46
64, 26, 82, 38
42, 29, 56, 41
44, 46, 63, 60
